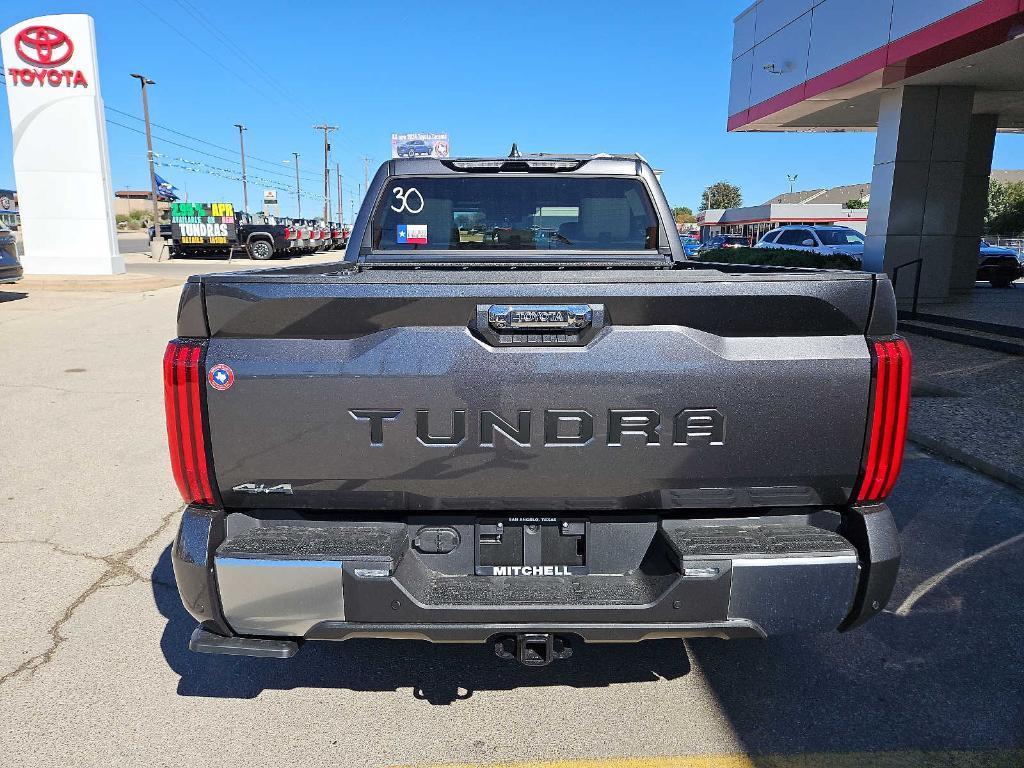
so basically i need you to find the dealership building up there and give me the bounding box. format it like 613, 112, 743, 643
698, 201, 868, 243
729, 0, 1024, 301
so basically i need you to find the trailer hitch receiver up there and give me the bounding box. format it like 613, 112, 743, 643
494, 633, 574, 666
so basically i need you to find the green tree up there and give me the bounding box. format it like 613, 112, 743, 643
987, 180, 1024, 235
672, 205, 696, 224
700, 181, 742, 211
845, 198, 868, 209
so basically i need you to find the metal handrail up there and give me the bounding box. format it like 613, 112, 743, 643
892, 257, 923, 318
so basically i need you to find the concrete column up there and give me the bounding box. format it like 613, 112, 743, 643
951, 113, 998, 294
864, 86, 993, 302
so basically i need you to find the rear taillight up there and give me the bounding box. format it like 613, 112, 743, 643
163, 340, 216, 506
854, 337, 911, 503
284, 227, 293, 239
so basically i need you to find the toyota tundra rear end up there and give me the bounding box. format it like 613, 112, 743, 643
166, 154, 907, 666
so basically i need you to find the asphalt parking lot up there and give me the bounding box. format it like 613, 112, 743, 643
1, 283, 1022, 768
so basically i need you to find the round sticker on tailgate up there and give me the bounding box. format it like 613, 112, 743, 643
208, 364, 234, 390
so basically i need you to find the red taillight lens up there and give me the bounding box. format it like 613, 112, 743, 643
855, 337, 912, 503
163, 341, 216, 506
284, 227, 293, 239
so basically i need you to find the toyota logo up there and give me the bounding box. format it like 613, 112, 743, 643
15, 25, 75, 67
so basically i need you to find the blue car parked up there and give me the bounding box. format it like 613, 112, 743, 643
680, 235, 701, 258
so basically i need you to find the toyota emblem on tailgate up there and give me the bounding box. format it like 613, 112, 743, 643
487, 305, 593, 331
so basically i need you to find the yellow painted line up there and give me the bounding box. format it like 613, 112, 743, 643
397, 749, 1024, 768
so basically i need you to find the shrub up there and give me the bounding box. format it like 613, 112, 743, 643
694, 246, 860, 271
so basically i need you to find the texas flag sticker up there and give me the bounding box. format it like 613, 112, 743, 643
397, 224, 428, 244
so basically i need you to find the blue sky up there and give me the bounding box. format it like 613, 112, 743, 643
2, 0, 1022, 217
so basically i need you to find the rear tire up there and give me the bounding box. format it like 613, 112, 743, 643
248, 239, 274, 260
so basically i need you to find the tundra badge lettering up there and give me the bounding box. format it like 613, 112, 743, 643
349, 408, 725, 447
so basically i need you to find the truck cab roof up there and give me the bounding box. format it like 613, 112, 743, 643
389, 153, 652, 176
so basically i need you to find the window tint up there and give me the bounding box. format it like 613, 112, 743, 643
760, 230, 780, 243
370, 176, 659, 252
776, 229, 814, 246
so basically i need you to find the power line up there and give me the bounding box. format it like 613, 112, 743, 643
104, 105, 321, 181
105, 119, 307, 192
133, 0, 300, 119
154, 158, 328, 201
170, 0, 318, 125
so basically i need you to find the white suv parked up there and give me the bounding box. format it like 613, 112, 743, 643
756, 225, 865, 264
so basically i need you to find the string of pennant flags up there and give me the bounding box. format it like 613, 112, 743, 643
152, 155, 331, 203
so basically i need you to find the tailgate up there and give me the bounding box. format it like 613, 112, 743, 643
196, 271, 878, 511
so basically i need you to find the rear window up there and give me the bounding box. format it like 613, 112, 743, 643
370, 176, 659, 252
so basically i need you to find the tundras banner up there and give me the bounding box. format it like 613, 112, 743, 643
1, 15, 122, 274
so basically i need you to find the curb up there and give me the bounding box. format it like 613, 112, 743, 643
908, 430, 1024, 492
5, 274, 182, 293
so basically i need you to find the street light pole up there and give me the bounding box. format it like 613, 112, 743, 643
130, 73, 159, 254
313, 124, 338, 222
336, 162, 343, 225
292, 152, 301, 218
234, 124, 249, 211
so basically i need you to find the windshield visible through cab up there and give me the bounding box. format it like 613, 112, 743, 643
816, 229, 864, 246
370, 176, 659, 252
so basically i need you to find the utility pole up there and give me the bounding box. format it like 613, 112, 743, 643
314, 124, 338, 222
234, 124, 249, 211
787, 173, 798, 195
292, 152, 301, 218
130, 73, 159, 255
336, 162, 343, 225
361, 156, 372, 197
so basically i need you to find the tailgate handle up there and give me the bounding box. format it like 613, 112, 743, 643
486, 304, 593, 332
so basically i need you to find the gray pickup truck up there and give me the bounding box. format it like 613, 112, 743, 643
166, 153, 910, 666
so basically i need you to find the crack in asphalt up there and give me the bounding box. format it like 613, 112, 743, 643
0, 506, 181, 688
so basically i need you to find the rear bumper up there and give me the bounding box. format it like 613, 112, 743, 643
171, 504, 900, 649
0, 265, 23, 284
977, 259, 1023, 282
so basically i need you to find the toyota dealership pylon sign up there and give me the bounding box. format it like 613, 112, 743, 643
9, 24, 89, 88
1, 15, 121, 275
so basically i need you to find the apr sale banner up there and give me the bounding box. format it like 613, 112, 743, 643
170, 202, 237, 246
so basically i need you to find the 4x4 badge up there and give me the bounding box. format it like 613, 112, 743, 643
231, 483, 293, 495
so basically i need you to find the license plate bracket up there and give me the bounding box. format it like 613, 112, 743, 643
475, 517, 590, 576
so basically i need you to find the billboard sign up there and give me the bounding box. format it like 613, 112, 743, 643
170, 202, 237, 246
391, 132, 449, 159
263, 189, 278, 205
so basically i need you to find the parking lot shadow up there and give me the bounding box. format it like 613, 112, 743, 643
688, 455, 1024, 755
0, 290, 27, 303
152, 545, 692, 704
